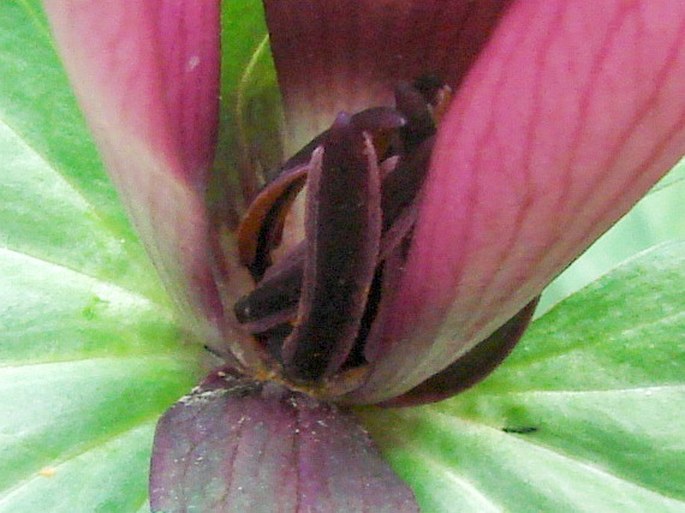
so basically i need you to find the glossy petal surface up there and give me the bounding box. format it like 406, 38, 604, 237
358, 0, 685, 401
150, 371, 419, 513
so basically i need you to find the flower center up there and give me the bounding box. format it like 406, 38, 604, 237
233, 77, 451, 393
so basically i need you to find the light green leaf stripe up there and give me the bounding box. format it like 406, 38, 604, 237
0, 119, 163, 302
0, 242, 204, 512
0, 0, 165, 302
0, 0, 135, 235
0, 420, 158, 513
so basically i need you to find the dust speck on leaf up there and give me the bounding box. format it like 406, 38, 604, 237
38, 466, 57, 477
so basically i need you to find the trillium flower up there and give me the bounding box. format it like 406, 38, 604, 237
44, 0, 685, 511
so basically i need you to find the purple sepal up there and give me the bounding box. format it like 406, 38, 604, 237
150, 369, 419, 513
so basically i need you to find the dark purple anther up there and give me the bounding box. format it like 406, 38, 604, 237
233, 78, 443, 387
393, 81, 437, 153
280, 113, 382, 381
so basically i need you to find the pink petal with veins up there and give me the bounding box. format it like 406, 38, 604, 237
355, 0, 685, 402
44, 1, 227, 347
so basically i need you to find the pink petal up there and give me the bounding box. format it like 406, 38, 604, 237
45, 0, 220, 188
355, 0, 685, 402
44, 2, 227, 344
263, 0, 512, 152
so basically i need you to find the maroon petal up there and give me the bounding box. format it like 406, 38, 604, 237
263, 0, 513, 150
380, 298, 538, 407
150, 369, 419, 513
281, 114, 382, 381
157, 0, 221, 187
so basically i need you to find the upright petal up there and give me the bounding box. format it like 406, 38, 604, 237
356, 0, 685, 402
44, 1, 225, 344
263, 0, 512, 152
157, 1, 221, 187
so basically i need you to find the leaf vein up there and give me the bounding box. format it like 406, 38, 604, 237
505, 307, 685, 371
0, 115, 122, 240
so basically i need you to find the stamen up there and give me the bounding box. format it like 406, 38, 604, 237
234, 246, 303, 327
237, 163, 308, 279
233, 77, 448, 387
280, 114, 382, 381
237, 108, 406, 280
394, 82, 436, 153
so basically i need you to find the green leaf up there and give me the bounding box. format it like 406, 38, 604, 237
0, 244, 205, 512
361, 241, 685, 513
648, 156, 685, 195
0, 1, 120, 225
